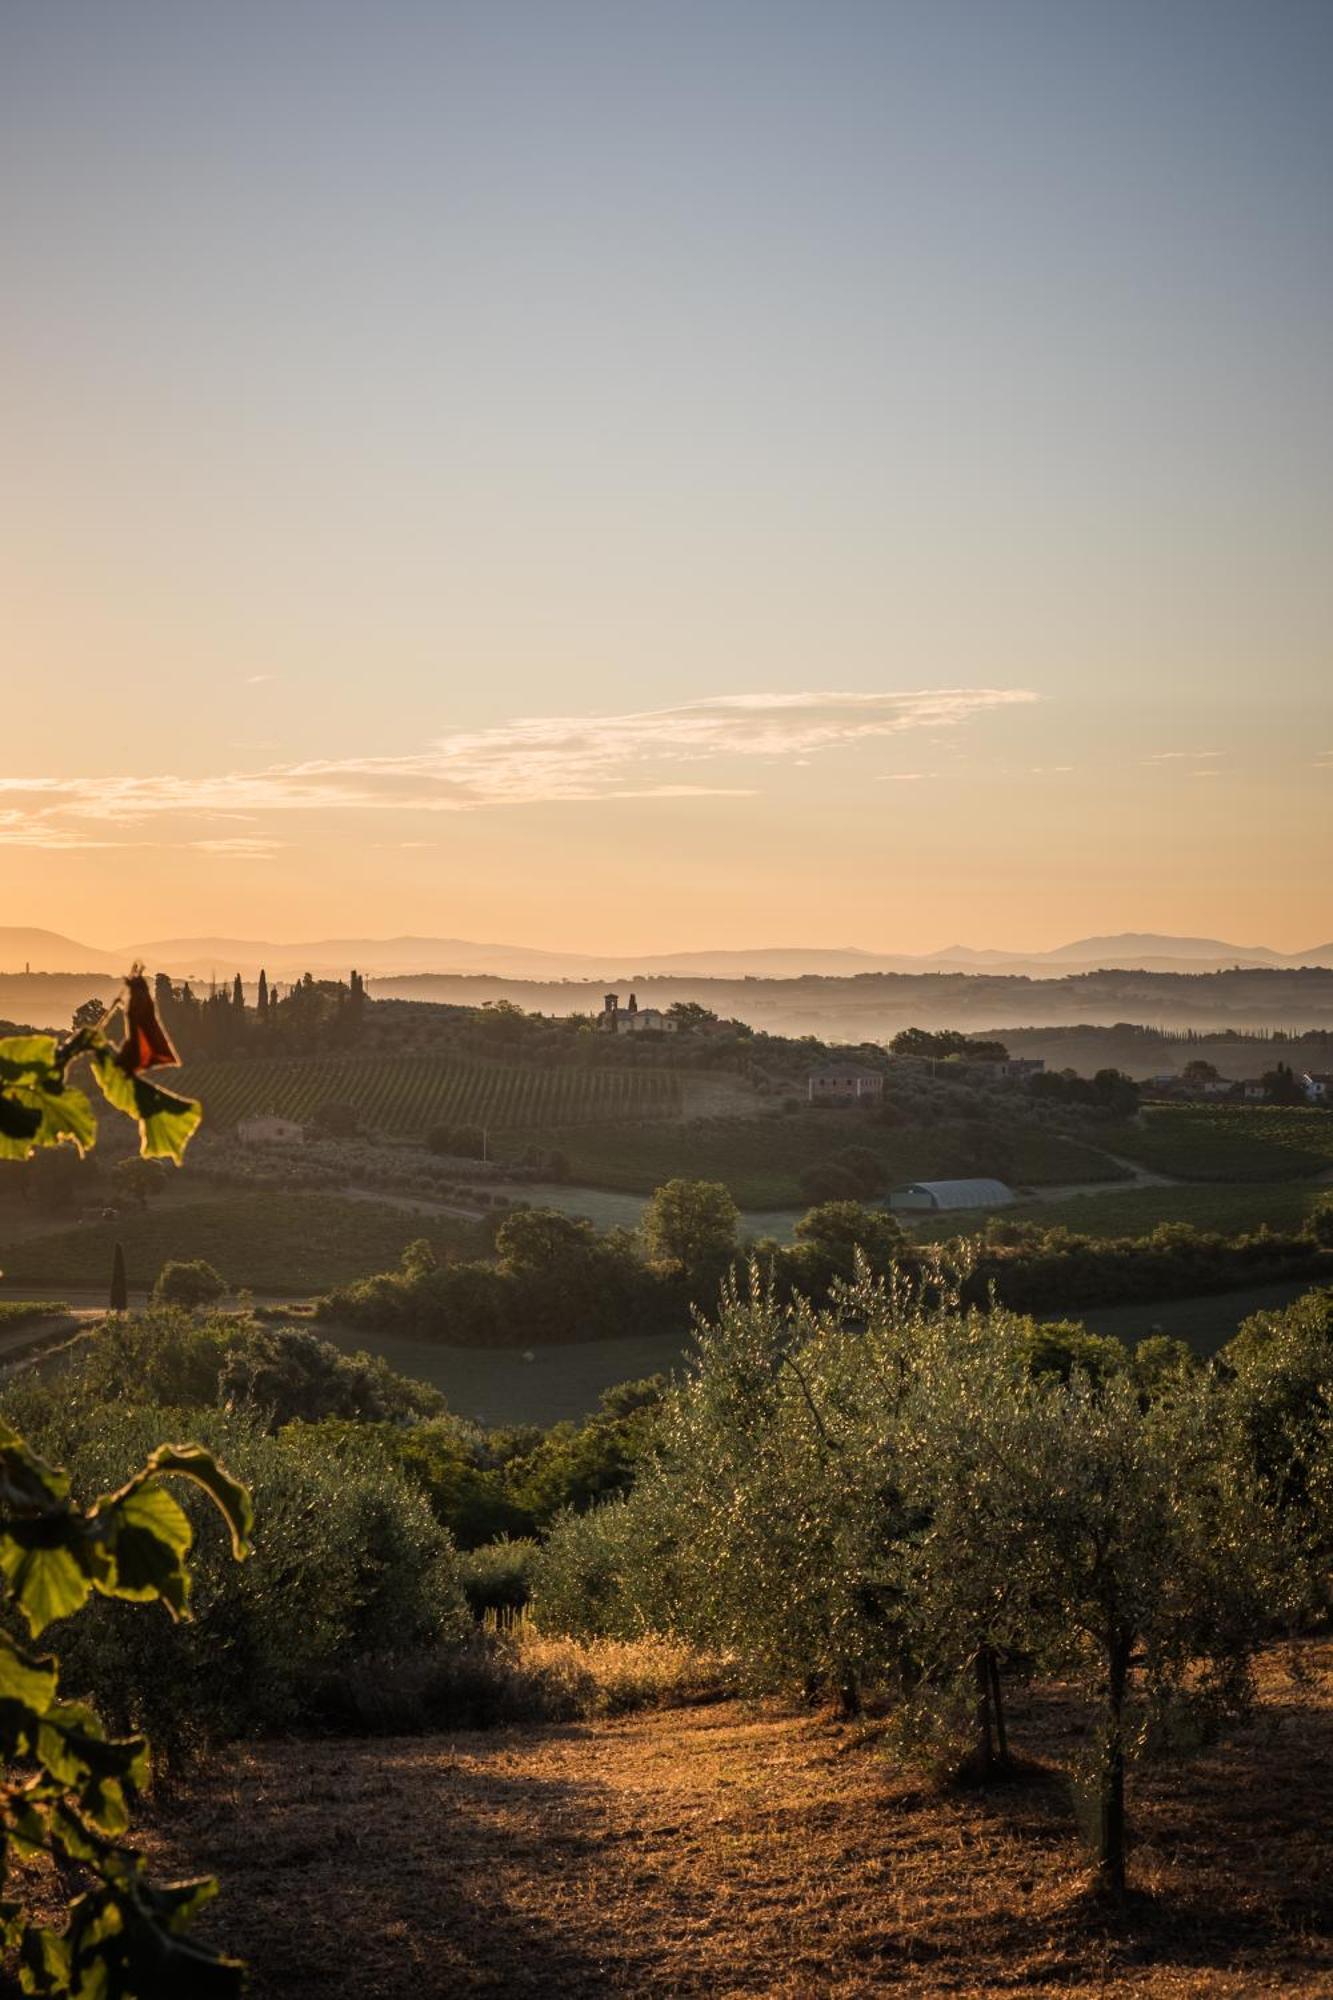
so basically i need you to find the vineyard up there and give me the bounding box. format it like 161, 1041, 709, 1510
176, 1052, 684, 1136
1110, 1103, 1333, 1182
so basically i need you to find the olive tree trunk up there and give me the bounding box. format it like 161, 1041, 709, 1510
1098, 1627, 1133, 1899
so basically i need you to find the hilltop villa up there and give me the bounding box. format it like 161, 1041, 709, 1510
599, 992, 678, 1035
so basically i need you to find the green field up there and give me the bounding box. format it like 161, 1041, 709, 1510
317, 1322, 690, 1427
527, 1114, 1124, 1208
0, 1192, 488, 1297
1056, 1281, 1320, 1357
316, 1278, 1328, 1426
1109, 1104, 1333, 1183
911, 1178, 1330, 1244
0, 1300, 68, 1330
176, 1052, 684, 1137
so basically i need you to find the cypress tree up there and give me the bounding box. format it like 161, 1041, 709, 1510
256, 968, 269, 1019
232, 972, 245, 1014
109, 1242, 128, 1313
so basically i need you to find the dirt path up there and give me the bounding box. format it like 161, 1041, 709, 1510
147, 1648, 1333, 1998
337, 1183, 487, 1222
1029, 1150, 1178, 1203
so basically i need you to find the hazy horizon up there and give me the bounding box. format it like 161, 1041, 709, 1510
4, 0, 1331, 951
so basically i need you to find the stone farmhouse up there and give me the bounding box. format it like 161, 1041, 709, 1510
807, 1065, 885, 1105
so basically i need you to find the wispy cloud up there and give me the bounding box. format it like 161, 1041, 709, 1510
1141, 749, 1224, 765
0, 687, 1035, 846
0, 809, 119, 850
190, 837, 285, 858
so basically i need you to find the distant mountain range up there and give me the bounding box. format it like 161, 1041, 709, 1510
3, 926, 1332, 983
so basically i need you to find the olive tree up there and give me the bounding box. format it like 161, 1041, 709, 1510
633, 1268, 929, 1710
893, 1312, 1053, 1779
998, 1368, 1274, 1899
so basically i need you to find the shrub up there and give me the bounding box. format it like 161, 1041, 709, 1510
530, 1493, 678, 1642
458, 1537, 542, 1616
153, 1256, 226, 1306
14, 1307, 445, 1431
44, 1406, 466, 1756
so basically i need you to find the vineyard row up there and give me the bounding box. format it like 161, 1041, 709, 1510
176, 1053, 684, 1135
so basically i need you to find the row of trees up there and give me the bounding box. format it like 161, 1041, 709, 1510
149, 968, 368, 1061
531, 1277, 1333, 1899
317, 1176, 1333, 1348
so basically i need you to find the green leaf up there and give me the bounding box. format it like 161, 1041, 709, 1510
18, 1921, 71, 1994
0, 1631, 58, 1715
90, 1052, 202, 1164
94, 1482, 194, 1618
0, 1036, 59, 1081
36, 1703, 148, 1835
0, 1092, 44, 1154
138, 1874, 219, 1938
0, 1540, 93, 1638
0, 1429, 73, 1507
45, 1799, 113, 1867
0, 1038, 99, 1161
106, 1445, 253, 1561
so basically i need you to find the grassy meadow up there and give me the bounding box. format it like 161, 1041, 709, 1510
520, 1112, 1123, 1207
0, 1191, 487, 1297
1058, 1278, 1319, 1355
315, 1320, 688, 1426
911, 1177, 1331, 1244
317, 1283, 1313, 1426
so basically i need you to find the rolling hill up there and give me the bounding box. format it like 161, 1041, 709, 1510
4, 926, 1333, 982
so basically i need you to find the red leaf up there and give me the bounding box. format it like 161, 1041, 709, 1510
116, 974, 179, 1076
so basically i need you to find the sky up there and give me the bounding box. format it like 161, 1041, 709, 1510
2, 0, 1331, 954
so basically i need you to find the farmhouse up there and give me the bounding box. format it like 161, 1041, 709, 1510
888, 1177, 1017, 1213
236, 1113, 305, 1146
807, 1065, 884, 1104
599, 992, 678, 1035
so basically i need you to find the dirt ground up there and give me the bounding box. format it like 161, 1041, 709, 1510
145, 1644, 1333, 1998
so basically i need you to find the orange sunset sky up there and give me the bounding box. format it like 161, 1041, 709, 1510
3, 2, 1330, 954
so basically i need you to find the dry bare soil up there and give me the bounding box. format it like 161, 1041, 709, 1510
145, 1644, 1333, 1998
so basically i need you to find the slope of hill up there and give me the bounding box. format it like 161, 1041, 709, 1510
5, 926, 1333, 982
0, 928, 120, 974
1042, 931, 1288, 964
